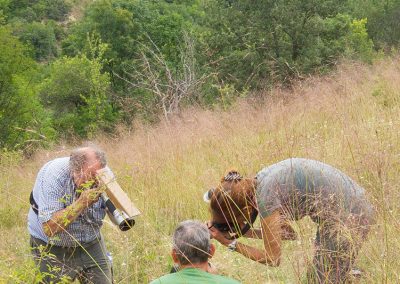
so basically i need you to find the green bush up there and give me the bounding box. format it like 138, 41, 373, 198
41, 0, 71, 21
345, 18, 375, 62
17, 21, 58, 60
0, 27, 54, 152
40, 44, 117, 138
61, 0, 197, 121
5, 0, 71, 22
347, 0, 400, 49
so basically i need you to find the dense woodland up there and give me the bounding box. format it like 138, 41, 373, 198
1, 0, 399, 153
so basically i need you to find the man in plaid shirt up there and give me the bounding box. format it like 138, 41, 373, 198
28, 146, 113, 283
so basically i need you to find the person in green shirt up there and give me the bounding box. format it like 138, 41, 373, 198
150, 220, 240, 284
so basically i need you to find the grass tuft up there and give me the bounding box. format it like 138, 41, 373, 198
1, 57, 400, 283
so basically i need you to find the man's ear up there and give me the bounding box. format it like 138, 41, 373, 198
209, 243, 216, 258
171, 249, 180, 264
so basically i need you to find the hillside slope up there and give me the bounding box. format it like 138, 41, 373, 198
1, 57, 399, 283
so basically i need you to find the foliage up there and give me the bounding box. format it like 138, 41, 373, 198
14, 21, 59, 60
39, 40, 117, 138
62, 0, 189, 71
4, 0, 71, 22
0, 0, 398, 147
0, 27, 54, 152
346, 18, 375, 62
62, 0, 198, 121
348, 0, 400, 49
197, 0, 375, 89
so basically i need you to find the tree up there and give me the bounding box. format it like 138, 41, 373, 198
198, 0, 373, 89
62, 0, 196, 120
0, 27, 54, 152
40, 41, 117, 138
348, 0, 400, 49
16, 21, 58, 60
5, 0, 71, 22
118, 32, 210, 120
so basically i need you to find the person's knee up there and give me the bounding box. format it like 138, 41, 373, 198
82, 265, 112, 284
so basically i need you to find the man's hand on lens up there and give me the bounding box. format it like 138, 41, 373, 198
78, 187, 102, 208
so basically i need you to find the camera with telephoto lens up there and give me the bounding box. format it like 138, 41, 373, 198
96, 168, 141, 231
101, 192, 136, 231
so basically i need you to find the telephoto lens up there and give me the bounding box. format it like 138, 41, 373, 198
101, 193, 135, 231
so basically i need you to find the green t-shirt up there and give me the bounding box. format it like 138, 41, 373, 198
149, 268, 241, 284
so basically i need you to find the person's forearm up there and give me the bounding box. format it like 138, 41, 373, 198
281, 222, 297, 240
244, 228, 263, 239
42, 200, 86, 237
221, 239, 280, 266
244, 227, 296, 241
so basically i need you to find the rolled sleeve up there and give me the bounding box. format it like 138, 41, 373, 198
38, 172, 66, 224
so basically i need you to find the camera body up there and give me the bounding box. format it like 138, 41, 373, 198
97, 168, 141, 231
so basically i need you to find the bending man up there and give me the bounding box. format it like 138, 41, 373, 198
27, 146, 113, 283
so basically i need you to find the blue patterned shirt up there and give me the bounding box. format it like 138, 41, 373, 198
27, 157, 108, 247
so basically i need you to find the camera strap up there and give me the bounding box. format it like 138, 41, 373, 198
30, 191, 39, 215
238, 208, 259, 237
225, 208, 259, 240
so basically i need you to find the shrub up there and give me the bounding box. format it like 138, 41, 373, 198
17, 21, 58, 60
39, 43, 117, 138
0, 27, 54, 152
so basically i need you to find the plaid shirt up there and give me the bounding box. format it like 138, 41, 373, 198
27, 157, 107, 247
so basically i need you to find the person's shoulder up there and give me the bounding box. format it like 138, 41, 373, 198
149, 271, 240, 284
37, 157, 71, 185
257, 158, 308, 178
44, 157, 69, 170
149, 273, 176, 284
210, 273, 241, 284
47, 157, 70, 175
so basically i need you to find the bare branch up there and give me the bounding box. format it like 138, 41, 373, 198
115, 32, 212, 120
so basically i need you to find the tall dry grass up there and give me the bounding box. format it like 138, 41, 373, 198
1, 57, 399, 283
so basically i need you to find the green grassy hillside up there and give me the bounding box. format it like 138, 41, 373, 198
1, 57, 399, 283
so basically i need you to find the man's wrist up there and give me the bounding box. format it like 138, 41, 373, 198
220, 238, 233, 247
227, 239, 238, 252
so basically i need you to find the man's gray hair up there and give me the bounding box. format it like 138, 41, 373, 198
173, 220, 211, 265
69, 146, 107, 174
